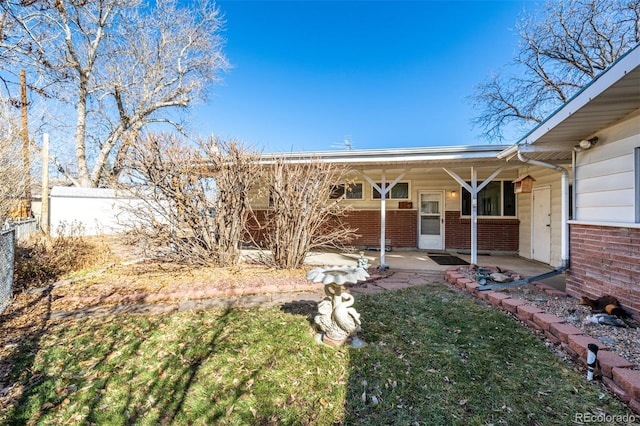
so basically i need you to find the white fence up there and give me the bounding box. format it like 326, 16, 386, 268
0, 228, 15, 313
10, 218, 39, 242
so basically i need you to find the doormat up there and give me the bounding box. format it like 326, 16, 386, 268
428, 255, 469, 266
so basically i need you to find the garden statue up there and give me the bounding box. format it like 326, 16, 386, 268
306, 265, 369, 347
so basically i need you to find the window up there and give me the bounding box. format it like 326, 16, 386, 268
330, 183, 363, 200
461, 181, 516, 216
372, 182, 409, 199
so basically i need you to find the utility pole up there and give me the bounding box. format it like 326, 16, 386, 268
20, 70, 31, 217
41, 134, 49, 235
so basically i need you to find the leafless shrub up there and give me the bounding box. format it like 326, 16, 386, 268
0, 96, 27, 222
255, 159, 359, 269
119, 133, 261, 267
14, 222, 110, 289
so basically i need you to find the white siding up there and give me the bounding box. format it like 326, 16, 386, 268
251, 167, 518, 212
575, 113, 640, 223
516, 165, 569, 267
49, 186, 141, 236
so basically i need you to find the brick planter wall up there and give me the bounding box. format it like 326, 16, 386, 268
444, 266, 640, 414
444, 211, 519, 252
567, 224, 640, 318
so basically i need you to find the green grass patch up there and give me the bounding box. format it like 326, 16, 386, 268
3, 284, 635, 425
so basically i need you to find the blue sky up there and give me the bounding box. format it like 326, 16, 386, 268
191, 0, 530, 153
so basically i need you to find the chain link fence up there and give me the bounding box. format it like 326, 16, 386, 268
0, 228, 15, 314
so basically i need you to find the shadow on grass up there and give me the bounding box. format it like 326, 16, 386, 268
2, 302, 343, 425
340, 284, 636, 425
0, 287, 55, 416
3, 283, 637, 425
280, 299, 317, 323
3, 307, 253, 425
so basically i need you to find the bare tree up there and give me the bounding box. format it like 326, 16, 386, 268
0, 0, 229, 187
471, 0, 640, 141
256, 160, 359, 269
0, 96, 27, 222
120, 133, 260, 267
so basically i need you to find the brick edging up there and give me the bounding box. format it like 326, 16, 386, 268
59, 277, 321, 306
444, 266, 640, 414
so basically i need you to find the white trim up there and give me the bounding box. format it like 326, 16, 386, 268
260, 145, 512, 165
372, 181, 410, 200
459, 179, 517, 218
568, 220, 640, 229
417, 190, 445, 250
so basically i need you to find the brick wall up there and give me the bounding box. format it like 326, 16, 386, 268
247, 209, 418, 248
444, 211, 519, 252
342, 210, 417, 248
567, 224, 640, 317
250, 209, 520, 252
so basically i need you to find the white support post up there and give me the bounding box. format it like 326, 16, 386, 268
470, 167, 478, 266
359, 168, 410, 270
442, 166, 504, 266
380, 171, 387, 268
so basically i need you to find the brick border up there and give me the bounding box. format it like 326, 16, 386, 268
445, 266, 640, 413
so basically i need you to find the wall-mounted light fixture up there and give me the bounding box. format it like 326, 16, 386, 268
450, 190, 457, 197
575, 137, 599, 151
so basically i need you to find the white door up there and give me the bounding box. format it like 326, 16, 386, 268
532, 186, 551, 264
418, 191, 444, 250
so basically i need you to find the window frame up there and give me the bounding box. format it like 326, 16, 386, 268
329, 182, 364, 200
460, 180, 517, 218
372, 181, 410, 200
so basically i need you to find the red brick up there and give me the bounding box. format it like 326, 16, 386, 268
445, 212, 519, 251
447, 272, 463, 285
527, 319, 543, 332
561, 342, 579, 359
475, 290, 495, 301
613, 368, 640, 402
549, 323, 583, 343
501, 298, 527, 313
516, 305, 543, 321
602, 376, 630, 402
597, 350, 635, 378
629, 399, 640, 415
568, 335, 604, 361
487, 292, 511, 307
456, 277, 472, 289
543, 330, 561, 345
465, 282, 480, 292
532, 313, 564, 331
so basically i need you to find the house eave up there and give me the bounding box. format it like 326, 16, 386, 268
259, 144, 514, 168
498, 43, 640, 160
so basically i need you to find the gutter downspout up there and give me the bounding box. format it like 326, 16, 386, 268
477, 149, 569, 291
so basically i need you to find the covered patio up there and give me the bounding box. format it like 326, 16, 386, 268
301, 249, 566, 291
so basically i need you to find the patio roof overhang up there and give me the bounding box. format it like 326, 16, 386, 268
259, 144, 514, 170
498, 44, 640, 161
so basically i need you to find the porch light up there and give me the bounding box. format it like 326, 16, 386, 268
450, 190, 457, 197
